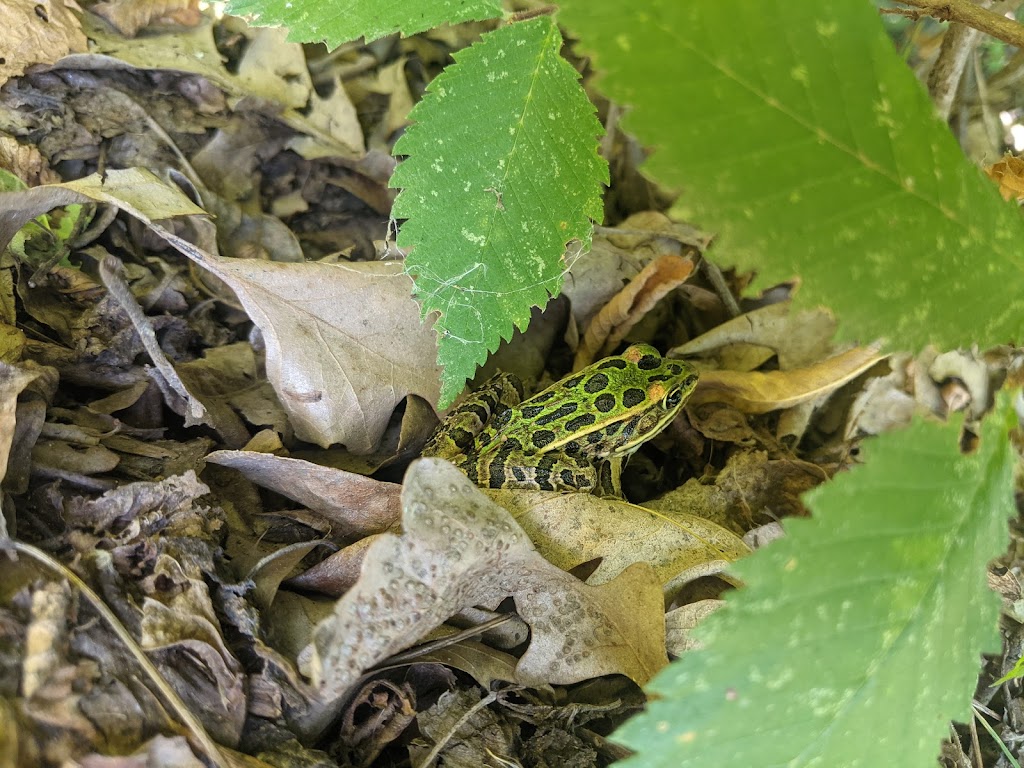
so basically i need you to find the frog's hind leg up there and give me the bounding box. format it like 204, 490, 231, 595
422, 373, 524, 459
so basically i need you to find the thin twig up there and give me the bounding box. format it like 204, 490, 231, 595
927, 2, 990, 120
891, 0, 1024, 50
700, 258, 742, 318
509, 5, 557, 22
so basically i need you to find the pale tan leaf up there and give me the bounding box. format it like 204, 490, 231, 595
574, 253, 695, 368
494, 490, 748, 593
177, 256, 441, 452
671, 301, 837, 370
307, 459, 667, 702
0, 0, 87, 84
690, 345, 884, 413
234, 26, 312, 110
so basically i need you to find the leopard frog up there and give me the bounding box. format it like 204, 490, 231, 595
423, 344, 699, 495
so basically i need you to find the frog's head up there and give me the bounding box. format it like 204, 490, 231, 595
516, 343, 699, 458
575, 344, 699, 458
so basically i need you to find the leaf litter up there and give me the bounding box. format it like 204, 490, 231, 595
0, 7, 1005, 767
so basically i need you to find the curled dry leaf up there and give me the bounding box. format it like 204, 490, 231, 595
0, 136, 61, 186
690, 345, 885, 414
206, 451, 403, 538
307, 459, 667, 705
0, 361, 46, 491
574, 253, 695, 369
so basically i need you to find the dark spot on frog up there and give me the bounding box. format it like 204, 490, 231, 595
520, 405, 545, 419
594, 393, 616, 412
566, 413, 597, 431
583, 373, 609, 393
597, 358, 627, 370
490, 408, 512, 432
531, 429, 556, 449
637, 353, 662, 370
622, 388, 646, 408
536, 401, 578, 425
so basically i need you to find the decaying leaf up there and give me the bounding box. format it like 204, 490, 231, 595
415, 688, 515, 768
0, 170, 443, 453
307, 459, 667, 704
0, 363, 46, 493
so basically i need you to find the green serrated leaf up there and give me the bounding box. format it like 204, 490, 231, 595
391, 16, 607, 404
612, 404, 1015, 767
226, 0, 503, 47
557, 0, 1024, 351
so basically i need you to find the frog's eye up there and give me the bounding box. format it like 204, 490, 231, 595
663, 387, 684, 409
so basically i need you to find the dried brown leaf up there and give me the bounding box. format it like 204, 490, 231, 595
206, 451, 403, 537
308, 459, 666, 704
287, 536, 379, 596
985, 154, 1024, 201
671, 301, 837, 370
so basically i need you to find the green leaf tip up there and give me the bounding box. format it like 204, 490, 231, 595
226, 0, 504, 47
558, 0, 1024, 352
391, 15, 608, 405
611, 401, 1016, 767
